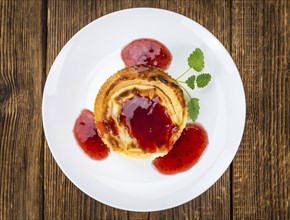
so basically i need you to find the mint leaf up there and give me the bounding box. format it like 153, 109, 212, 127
187, 98, 200, 122
187, 48, 204, 72
185, 75, 196, 90
196, 73, 211, 88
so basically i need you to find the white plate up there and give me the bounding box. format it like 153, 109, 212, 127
42, 8, 246, 211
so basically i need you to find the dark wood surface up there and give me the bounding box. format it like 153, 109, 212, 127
0, 0, 288, 219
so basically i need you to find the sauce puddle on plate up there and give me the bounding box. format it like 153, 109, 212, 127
121, 38, 172, 70
153, 123, 208, 174
74, 109, 109, 160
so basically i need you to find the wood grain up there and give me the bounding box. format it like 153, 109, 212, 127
0, 0, 289, 219
231, 0, 289, 219
0, 0, 46, 219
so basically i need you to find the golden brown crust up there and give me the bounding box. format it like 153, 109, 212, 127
94, 64, 187, 158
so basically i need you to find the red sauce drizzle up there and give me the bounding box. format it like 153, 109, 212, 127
73, 109, 109, 160
120, 95, 176, 153
121, 38, 172, 70
153, 123, 208, 175
101, 118, 119, 136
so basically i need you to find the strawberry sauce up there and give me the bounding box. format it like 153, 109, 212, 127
153, 123, 208, 175
121, 38, 172, 70
120, 95, 176, 153
73, 109, 109, 160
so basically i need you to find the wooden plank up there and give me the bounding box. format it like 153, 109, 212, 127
44, 0, 231, 219
0, 0, 46, 219
231, 0, 289, 219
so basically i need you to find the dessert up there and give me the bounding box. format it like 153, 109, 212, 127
94, 64, 187, 158
73, 38, 211, 175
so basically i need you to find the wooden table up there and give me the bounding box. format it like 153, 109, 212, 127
0, 0, 288, 219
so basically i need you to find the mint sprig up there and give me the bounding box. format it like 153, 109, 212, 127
196, 73, 211, 88
175, 48, 212, 122
185, 75, 195, 89
188, 48, 204, 72
187, 98, 200, 122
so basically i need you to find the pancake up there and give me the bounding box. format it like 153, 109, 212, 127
94, 64, 187, 158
